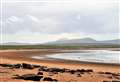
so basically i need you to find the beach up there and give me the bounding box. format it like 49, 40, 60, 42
0, 49, 120, 82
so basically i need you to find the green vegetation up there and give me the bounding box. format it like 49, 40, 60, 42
0, 44, 120, 50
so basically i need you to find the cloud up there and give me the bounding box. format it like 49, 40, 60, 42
1, 0, 119, 43
27, 15, 40, 23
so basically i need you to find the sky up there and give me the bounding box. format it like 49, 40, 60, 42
0, 0, 119, 43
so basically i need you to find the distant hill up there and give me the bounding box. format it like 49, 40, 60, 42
1, 42, 32, 45
1, 38, 120, 46
45, 38, 120, 45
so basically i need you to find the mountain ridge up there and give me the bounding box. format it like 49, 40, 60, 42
1, 38, 120, 45
45, 38, 120, 45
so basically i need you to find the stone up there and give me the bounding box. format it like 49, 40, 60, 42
43, 77, 54, 81
37, 72, 43, 75
14, 74, 43, 81
22, 63, 34, 69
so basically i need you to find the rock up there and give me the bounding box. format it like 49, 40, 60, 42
49, 68, 65, 73
76, 69, 86, 72
14, 74, 43, 81
43, 77, 54, 81
37, 72, 43, 75
32, 64, 40, 68
53, 79, 58, 82
39, 66, 49, 72
77, 74, 81, 77
107, 76, 113, 79
86, 69, 93, 72
0, 64, 13, 67
22, 63, 34, 69
13, 64, 22, 68
103, 81, 110, 82
53, 71, 58, 74
105, 72, 112, 74
69, 70, 76, 74
112, 73, 120, 76
76, 69, 93, 73
97, 72, 105, 74
112, 80, 120, 82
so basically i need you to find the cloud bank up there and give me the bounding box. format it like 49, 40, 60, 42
1, 0, 119, 43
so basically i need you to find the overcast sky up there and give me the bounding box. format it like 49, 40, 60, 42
0, 0, 119, 43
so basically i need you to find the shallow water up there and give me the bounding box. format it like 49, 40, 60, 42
32, 50, 120, 64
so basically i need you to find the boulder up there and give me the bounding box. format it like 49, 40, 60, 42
49, 68, 65, 73
37, 72, 43, 75
103, 81, 110, 82
14, 74, 43, 81
22, 63, 34, 69
86, 69, 93, 72
105, 72, 112, 74
39, 66, 49, 72
43, 77, 54, 81
69, 70, 76, 74
76, 69, 86, 72
0, 64, 13, 67
32, 64, 41, 68
112, 80, 120, 82
13, 64, 22, 68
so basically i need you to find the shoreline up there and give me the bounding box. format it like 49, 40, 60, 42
1, 49, 120, 71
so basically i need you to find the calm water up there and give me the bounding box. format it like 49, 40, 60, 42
32, 50, 120, 64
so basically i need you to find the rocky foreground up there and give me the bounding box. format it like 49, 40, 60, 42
0, 63, 120, 82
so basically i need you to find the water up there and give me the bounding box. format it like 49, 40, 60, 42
32, 50, 120, 64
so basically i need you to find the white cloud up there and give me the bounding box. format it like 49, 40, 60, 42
1, 0, 119, 43
7, 16, 19, 22
27, 15, 40, 23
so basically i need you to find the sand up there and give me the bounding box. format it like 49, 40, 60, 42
0, 49, 120, 82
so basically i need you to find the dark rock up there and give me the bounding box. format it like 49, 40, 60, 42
53, 71, 58, 74
77, 74, 81, 77
13, 64, 22, 68
76, 69, 86, 72
37, 72, 43, 75
86, 69, 93, 72
0, 64, 13, 67
112, 80, 120, 82
107, 76, 113, 79
49, 68, 65, 73
39, 66, 49, 72
112, 73, 120, 76
43, 77, 54, 81
53, 79, 58, 82
22, 63, 34, 69
32, 64, 40, 68
64, 68, 70, 72
97, 72, 105, 74
76, 69, 93, 73
14, 74, 43, 81
103, 81, 110, 82
105, 72, 112, 74
76, 69, 85, 74
69, 70, 76, 74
